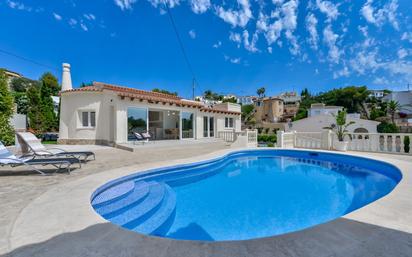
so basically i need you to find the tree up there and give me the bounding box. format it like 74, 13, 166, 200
256, 87, 266, 98
27, 84, 43, 131
39, 78, 58, 131
203, 90, 223, 101
0, 70, 15, 145
387, 100, 400, 124
222, 97, 237, 103
80, 82, 93, 88
241, 104, 255, 125
301, 88, 311, 100
10, 77, 37, 93
317, 86, 370, 115
13, 92, 29, 114
39, 72, 60, 96
152, 88, 178, 96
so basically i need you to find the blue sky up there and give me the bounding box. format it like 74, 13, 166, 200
1, 0, 412, 99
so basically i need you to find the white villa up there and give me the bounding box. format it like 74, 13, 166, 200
58, 64, 241, 145
308, 103, 343, 117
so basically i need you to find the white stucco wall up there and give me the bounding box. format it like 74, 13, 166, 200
59, 92, 110, 142
287, 115, 379, 133
60, 90, 241, 144
308, 107, 343, 117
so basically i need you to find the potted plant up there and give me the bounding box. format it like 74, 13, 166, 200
325, 110, 355, 151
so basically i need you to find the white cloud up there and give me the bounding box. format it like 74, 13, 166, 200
258, 0, 300, 55
6, 0, 33, 11
68, 18, 78, 27
401, 32, 412, 43
323, 25, 340, 63
216, 0, 252, 28
333, 66, 350, 79
53, 13, 62, 21
224, 55, 242, 64
188, 29, 196, 39
373, 77, 390, 85
361, 0, 399, 30
229, 31, 242, 46
361, 0, 375, 23
148, 0, 180, 8
213, 41, 222, 48
114, 0, 137, 10
398, 48, 408, 59
84, 14, 96, 21
80, 23, 88, 32
267, 47, 273, 54
242, 30, 259, 52
190, 0, 210, 14
306, 13, 318, 50
316, 0, 339, 22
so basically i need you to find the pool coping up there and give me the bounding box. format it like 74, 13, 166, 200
6, 147, 412, 253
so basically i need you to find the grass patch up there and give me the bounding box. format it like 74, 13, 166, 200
42, 140, 57, 145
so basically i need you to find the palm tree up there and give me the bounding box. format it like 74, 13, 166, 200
256, 87, 266, 98
387, 100, 401, 124
324, 110, 355, 142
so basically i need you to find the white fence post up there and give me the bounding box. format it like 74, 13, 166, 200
321, 129, 332, 150
277, 130, 284, 148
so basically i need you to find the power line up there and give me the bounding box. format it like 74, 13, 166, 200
0, 48, 59, 72
163, 1, 199, 99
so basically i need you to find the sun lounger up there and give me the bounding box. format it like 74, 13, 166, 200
0, 142, 80, 175
133, 132, 147, 145
16, 132, 95, 161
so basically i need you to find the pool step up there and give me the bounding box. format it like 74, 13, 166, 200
161, 161, 226, 187
132, 183, 176, 236
110, 181, 166, 229
95, 181, 150, 218
92, 180, 135, 208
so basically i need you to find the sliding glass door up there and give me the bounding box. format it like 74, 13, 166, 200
203, 116, 209, 137
127, 107, 148, 141
209, 117, 214, 137
182, 112, 194, 139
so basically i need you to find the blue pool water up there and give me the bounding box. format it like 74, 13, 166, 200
91, 150, 401, 241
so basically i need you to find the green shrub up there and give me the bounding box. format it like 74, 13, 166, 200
258, 134, 268, 142
258, 134, 277, 144
404, 136, 410, 153
267, 142, 274, 147
0, 115, 15, 146
0, 70, 15, 146
377, 122, 399, 133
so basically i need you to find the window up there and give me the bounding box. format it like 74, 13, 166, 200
80, 111, 96, 128
225, 117, 234, 128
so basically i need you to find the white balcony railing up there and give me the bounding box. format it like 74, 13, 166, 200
342, 133, 412, 154
217, 129, 258, 147
277, 130, 412, 155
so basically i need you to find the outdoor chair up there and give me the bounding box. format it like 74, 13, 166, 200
0, 142, 81, 175
16, 132, 95, 162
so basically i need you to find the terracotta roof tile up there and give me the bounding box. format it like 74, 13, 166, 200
61, 82, 240, 115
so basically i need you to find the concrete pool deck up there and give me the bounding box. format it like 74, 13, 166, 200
1, 146, 411, 257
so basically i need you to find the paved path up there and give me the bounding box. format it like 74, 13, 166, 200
1, 147, 411, 257
0, 141, 230, 255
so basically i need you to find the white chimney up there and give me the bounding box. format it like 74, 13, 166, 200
61, 63, 73, 91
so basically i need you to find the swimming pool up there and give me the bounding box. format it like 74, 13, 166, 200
91, 150, 402, 241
